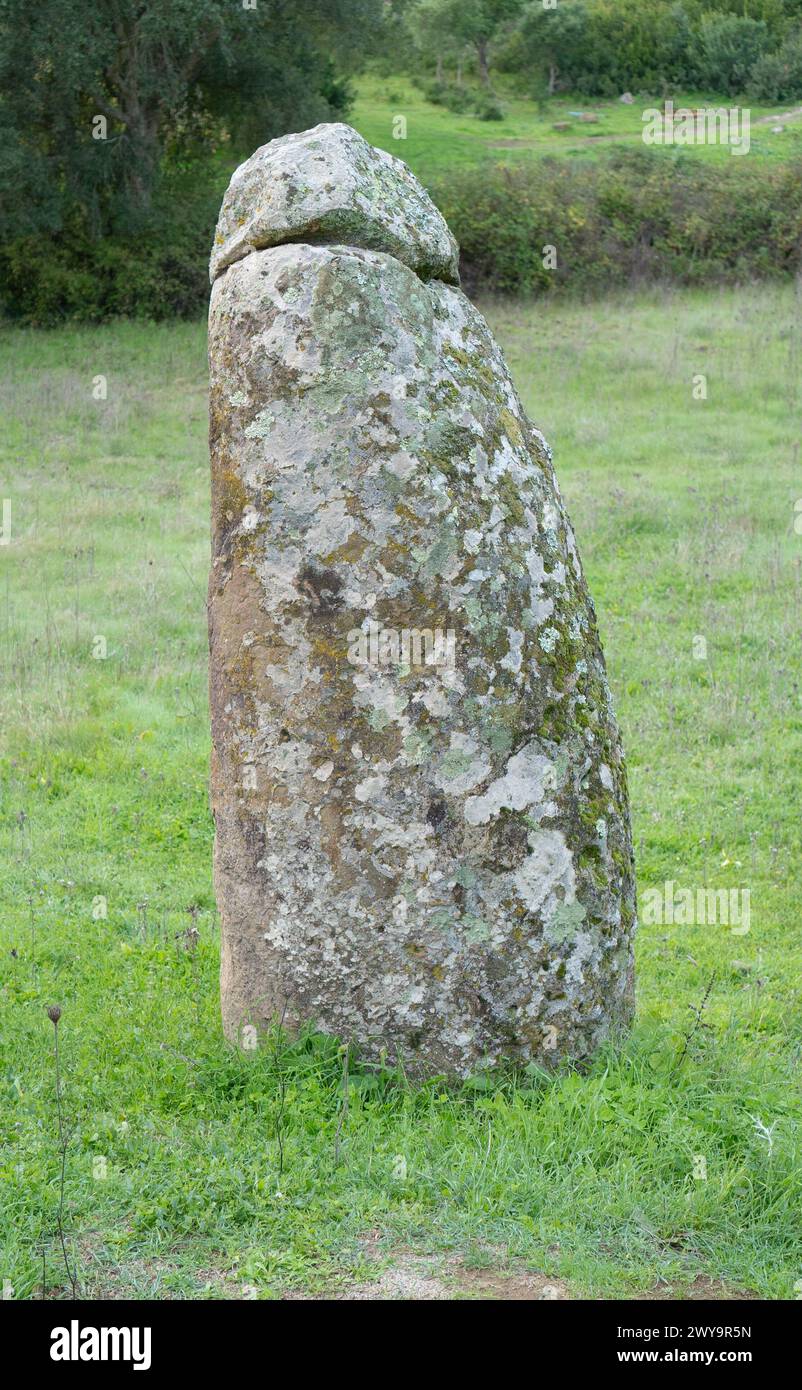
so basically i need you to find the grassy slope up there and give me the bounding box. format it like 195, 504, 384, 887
350, 73, 802, 182
1, 284, 801, 1299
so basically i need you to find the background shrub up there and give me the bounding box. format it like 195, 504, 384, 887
433, 150, 802, 297
0, 163, 219, 325
474, 94, 506, 120
698, 15, 771, 97
422, 80, 474, 113
6, 148, 802, 324
748, 34, 802, 102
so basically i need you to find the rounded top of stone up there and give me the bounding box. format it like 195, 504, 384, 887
210, 122, 459, 286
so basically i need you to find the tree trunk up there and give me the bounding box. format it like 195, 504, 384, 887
477, 38, 490, 86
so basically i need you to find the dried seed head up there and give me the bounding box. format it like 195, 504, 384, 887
47, 1005, 61, 1026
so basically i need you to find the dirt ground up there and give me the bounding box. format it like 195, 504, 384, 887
280, 1236, 759, 1302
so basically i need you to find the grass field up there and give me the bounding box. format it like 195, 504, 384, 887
350, 73, 802, 181
1, 281, 801, 1300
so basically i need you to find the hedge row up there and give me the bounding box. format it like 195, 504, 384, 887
434, 149, 802, 298
3, 148, 802, 324
0, 165, 220, 326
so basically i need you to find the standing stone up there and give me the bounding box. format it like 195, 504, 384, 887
208, 123, 636, 1077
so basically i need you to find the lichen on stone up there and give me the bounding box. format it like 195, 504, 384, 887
208, 124, 636, 1078
210, 123, 459, 286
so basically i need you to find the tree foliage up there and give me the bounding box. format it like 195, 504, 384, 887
0, 0, 383, 241
408, 0, 524, 85
409, 0, 802, 98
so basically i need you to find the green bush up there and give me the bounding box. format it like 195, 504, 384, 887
698, 15, 771, 97
421, 80, 473, 113
748, 35, 802, 102
474, 94, 505, 121
0, 163, 220, 325
433, 150, 802, 298
7, 145, 802, 325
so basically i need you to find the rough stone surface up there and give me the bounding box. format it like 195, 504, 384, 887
208, 124, 636, 1077
210, 122, 459, 286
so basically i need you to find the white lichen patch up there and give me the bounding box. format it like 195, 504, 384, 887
464, 743, 559, 827
500, 627, 524, 675
513, 829, 576, 918
211, 123, 459, 285
434, 733, 491, 796
354, 773, 388, 803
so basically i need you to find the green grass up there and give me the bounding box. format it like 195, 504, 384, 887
350, 73, 802, 182
1, 282, 801, 1300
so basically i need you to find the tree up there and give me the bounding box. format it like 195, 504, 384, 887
517, 0, 593, 96
408, 0, 469, 84
0, 0, 383, 241
410, 0, 523, 86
